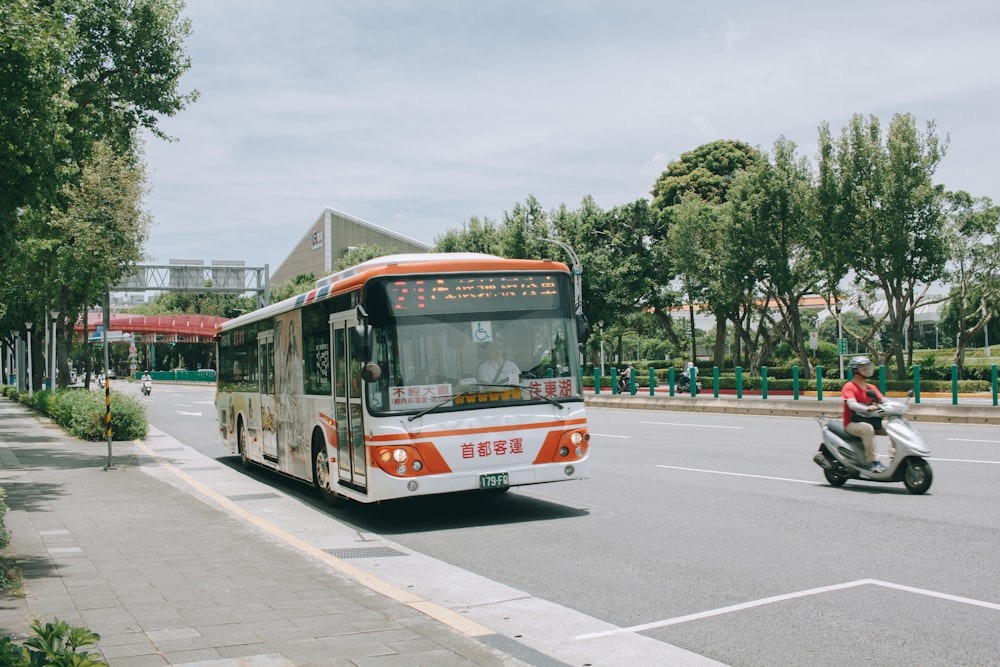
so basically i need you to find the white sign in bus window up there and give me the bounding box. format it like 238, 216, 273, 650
390, 384, 453, 409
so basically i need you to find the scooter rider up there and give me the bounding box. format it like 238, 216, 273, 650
842, 355, 885, 472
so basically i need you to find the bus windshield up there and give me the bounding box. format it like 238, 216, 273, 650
365, 275, 582, 415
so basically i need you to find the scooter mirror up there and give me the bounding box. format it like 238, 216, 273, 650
865, 389, 878, 400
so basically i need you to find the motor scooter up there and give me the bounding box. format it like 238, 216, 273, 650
812, 390, 932, 494
141, 378, 152, 396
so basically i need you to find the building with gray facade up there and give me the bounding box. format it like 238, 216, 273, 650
271, 208, 432, 287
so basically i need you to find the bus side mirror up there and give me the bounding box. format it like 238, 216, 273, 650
576, 313, 590, 344
352, 304, 373, 363
361, 362, 382, 383
351, 324, 372, 363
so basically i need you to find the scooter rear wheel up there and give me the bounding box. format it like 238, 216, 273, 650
823, 467, 848, 487
903, 458, 933, 495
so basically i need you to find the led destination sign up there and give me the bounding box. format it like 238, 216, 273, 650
383, 274, 563, 315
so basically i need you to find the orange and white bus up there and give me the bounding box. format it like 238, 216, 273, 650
215, 253, 590, 503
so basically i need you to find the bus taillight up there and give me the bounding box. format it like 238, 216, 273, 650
533, 429, 590, 464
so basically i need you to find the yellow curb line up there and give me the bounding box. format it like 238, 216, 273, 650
134, 439, 493, 638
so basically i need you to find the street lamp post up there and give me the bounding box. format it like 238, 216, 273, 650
538, 238, 583, 316
25, 321, 33, 398
835, 298, 844, 380
50, 309, 59, 390
598, 320, 605, 379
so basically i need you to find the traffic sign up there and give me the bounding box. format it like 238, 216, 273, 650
837, 338, 847, 355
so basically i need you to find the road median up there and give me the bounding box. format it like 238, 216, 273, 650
584, 394, 1000, 425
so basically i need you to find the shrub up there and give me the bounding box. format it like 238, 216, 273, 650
0, 486, 19, 596
0, 618, 107, 666
46, 390, 147, 441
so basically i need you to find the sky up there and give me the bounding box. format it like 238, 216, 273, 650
141, 0, 1000, 274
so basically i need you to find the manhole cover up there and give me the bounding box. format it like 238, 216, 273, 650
324, 546, 408, 559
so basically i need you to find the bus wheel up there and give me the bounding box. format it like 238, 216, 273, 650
237, 419, 250, 470
312, 433, 338, 505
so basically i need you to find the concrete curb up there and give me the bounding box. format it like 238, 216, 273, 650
584, 394, 1000, 425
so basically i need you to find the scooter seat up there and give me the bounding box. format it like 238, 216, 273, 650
827, 420, 860, 443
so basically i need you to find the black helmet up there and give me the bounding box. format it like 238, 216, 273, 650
848, 355, 874, 378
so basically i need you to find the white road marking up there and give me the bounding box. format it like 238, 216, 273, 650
656, 465, 818, 485
577, 578, 1000, 639
176, 411, 202, 416
591, 433, 630, 439
641, 421, 742, 429
947, 438, 1000, 444
928, 457, 1000, 465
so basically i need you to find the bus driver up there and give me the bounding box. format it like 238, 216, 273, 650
477, 339, 521, 384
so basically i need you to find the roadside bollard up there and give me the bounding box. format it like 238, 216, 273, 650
792, 365, 799, 400
993, 365, 998, 407
762, 366, 768, 400
951, 365, 958, 405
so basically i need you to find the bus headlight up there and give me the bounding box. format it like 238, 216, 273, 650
397, 464, 407, 474
570, 431, 584, 445
393, 448, 408, 463
412, 460, 423, 472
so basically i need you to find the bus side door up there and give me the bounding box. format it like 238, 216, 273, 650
332, 318, 367, 491
258, 331, 278, 463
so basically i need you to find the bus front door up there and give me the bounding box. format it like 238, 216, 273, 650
332, 319, 367, 491
258, 332, 278, 463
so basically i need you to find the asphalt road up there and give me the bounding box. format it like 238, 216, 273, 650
129, 381, 1000, 666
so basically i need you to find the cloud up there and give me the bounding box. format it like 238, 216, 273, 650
140, 1, 1000, 269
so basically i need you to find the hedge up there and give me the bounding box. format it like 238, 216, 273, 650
1, 385, 147, 441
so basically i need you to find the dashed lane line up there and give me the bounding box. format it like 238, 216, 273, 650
656, 464, 819, 485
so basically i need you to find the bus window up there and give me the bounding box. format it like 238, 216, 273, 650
302, 303, 331, 395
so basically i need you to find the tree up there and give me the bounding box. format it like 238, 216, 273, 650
940, 192, 1000, 373
669, 195, 724, 366
728, 137, 822, 375
335, 244, 403, 271
652, 140, 761, 368
51, 140, 151, 386
435, 215, 502, 254
817, 113, 949, 379
652, 139, 759, 207
0, 0, 197, 386
0, 0, 72, 257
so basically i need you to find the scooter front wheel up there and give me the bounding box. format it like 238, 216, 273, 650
823, 467, 848, 487
903, 458, 933, 495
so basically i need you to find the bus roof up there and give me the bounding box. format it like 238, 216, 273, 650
219, 253, 571, 332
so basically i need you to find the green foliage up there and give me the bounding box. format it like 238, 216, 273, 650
651, 139, 760, 208
0, 485, 14, 594
335, 244, 403, 271
0, 618, 107, 666
270, 273, 318, 303
41, 389, 148, 441
125, 291, 255, 318
0, 0, 197, 385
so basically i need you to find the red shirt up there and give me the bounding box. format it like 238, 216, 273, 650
842, 380, 885, 425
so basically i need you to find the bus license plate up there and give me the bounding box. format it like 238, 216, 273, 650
479, 472, 509, 490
